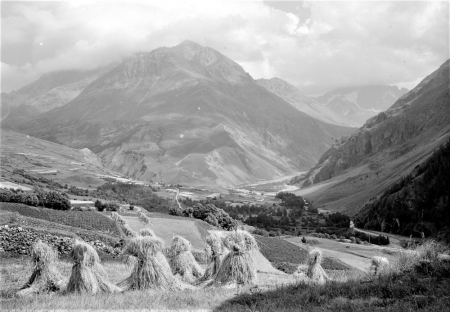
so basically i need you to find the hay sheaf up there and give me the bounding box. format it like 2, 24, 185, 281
169, 236, 203, 284
371, 256, 390, 276
66, 240, 121, 294
214, 230, 258, 287
139, 228, 156, 238
305, 249, 330, 285
111, 212, 138, 238
138, 211, 152, 225
16, 240, 63, 297
198, 233, 228, 283
119, 236, 179, 290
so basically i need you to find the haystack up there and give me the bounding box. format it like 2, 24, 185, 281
111, 212, 138, 238
137, 228, 171, 272
169, 236, 203, 284
138, 211, 152, 225
139, 227, 156, 237
119, 236, 179, 290
371, 256, 390, 276
306, 249, 329, 285
66, 240, 121, 294
214, 230, 258, 287
16, 240, 63, 297
198, 233, 228, 283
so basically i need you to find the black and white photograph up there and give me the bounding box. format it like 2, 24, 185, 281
1, 0, 449, 310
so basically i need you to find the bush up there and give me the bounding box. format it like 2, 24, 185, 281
254, 228, 270, 237
180, 203, 237, 230
331, 234, 337, 239
350, 236, 356, 244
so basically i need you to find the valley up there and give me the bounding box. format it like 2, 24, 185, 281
0, 31, 449, 312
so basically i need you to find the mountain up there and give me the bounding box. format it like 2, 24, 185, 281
291, 59, 450, 214
315, 85, 409, 127
0, 67, 112, 129
256, 78, 350, 126
18, 40, 355, 187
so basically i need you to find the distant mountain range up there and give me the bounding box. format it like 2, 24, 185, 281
2, 41, 354, 187
256, 78, 349, 126
0, 67, 113, 129
290, 59, 450, 215
315, 85, 409, 127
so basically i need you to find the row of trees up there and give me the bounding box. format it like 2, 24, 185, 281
0, 188, 70, 210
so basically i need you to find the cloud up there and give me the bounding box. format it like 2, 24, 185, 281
1, 0, 448, 95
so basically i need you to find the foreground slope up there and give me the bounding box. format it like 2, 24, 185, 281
292, 59, 450, 214
21, 41, 354, 187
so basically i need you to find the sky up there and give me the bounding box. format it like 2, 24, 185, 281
1, 0, 449, 95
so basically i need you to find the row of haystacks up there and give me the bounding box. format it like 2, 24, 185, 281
0, 225, 121, 256
15, 227, 262, 297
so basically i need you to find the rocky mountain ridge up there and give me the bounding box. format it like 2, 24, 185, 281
290, 59, 450, 214
0, 67, 112, 129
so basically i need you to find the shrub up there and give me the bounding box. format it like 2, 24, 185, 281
181, 203, 237, 230
254, 228, 269, 237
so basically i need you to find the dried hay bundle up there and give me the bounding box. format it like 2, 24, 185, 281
138, 211, 152, 225
111, 212, 138, 238
371, 256, 390, 276
306, 249, 329, 285
169, 236, 203, 284
119, 236, 178, 290
198, 233, 227, 283
66, 240, 121, 294
16, 240, 63, 297
214, 230, 258, 286
139, 227, 156, 237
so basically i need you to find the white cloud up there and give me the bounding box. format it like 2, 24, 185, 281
1, 0, 448, 95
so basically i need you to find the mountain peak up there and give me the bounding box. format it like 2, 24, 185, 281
178, 39, 203, 48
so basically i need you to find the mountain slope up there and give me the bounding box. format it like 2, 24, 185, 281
291, 59, 450, 214
0, 129, 125, 189
355, 138, 450, 242
19, 41, 354, 187
315, 85, 409, 127
256, 78, 350, 126
0, 67, 112, 129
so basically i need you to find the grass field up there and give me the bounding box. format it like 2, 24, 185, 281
256, 235, 351, 273
0, 203, 120, 236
